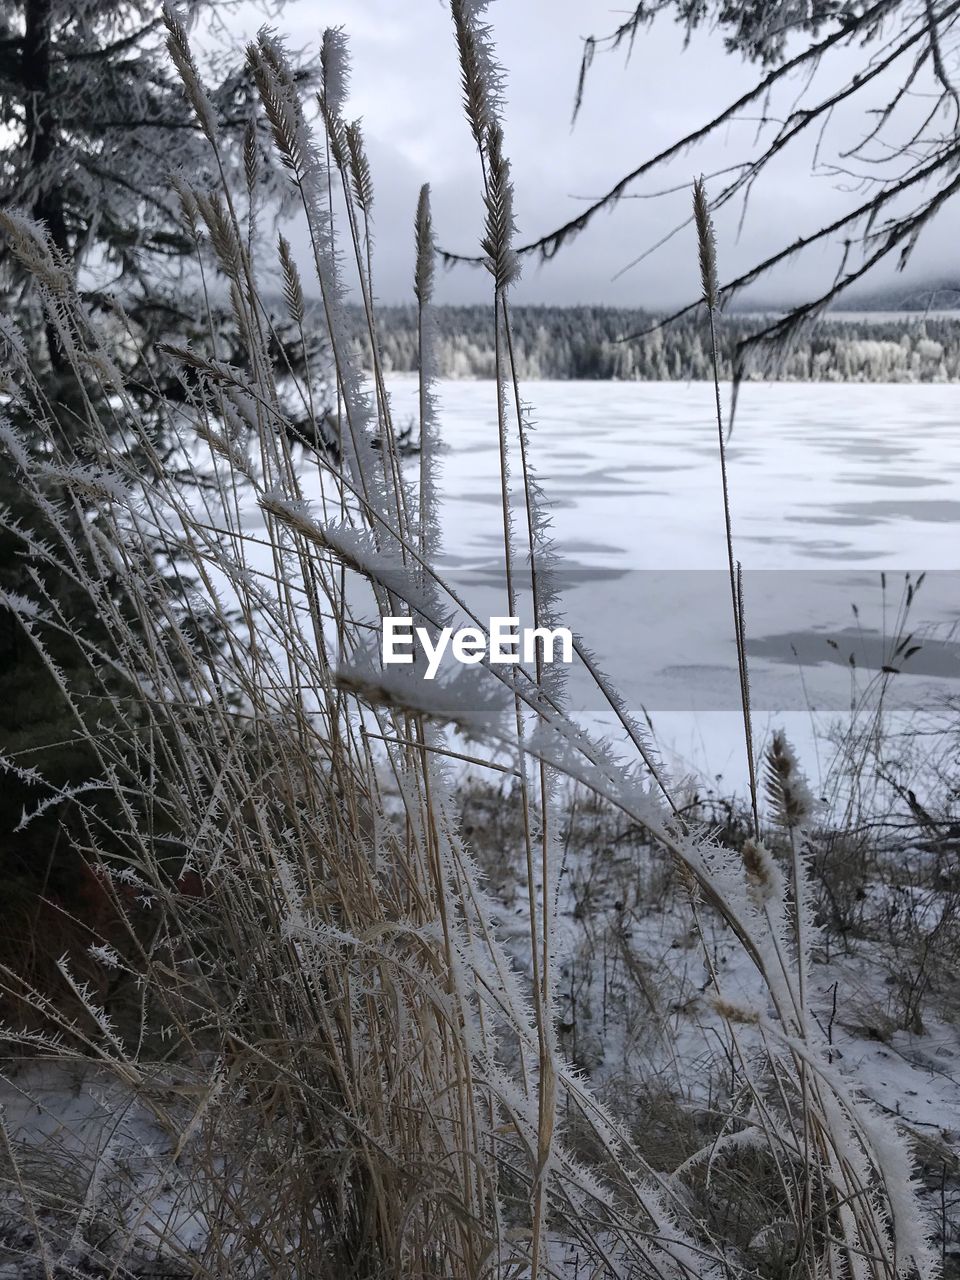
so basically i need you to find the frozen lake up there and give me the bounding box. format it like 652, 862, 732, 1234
385, 378, 960, 795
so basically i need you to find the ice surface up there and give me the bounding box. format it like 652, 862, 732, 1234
382, 377, 960, 793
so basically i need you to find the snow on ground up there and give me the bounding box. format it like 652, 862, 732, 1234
0, 1062, 209, 1276
461, 779, 960, 1266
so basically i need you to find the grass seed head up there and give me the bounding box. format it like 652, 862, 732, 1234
764, 730, 815, 829
692, 175, 718, 310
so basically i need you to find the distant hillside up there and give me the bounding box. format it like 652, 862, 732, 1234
331, 304, 960, 383
828, 279, 960, 313
729, 277, 960, 314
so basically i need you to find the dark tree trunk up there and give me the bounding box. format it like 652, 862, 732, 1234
23, 0, 67, 253
22, 0, 71, 370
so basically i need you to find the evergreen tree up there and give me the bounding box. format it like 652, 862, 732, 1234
0, 0, 311, 307
0, 0, 317, 958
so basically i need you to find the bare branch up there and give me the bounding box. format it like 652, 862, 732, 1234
439, 0, 904, 269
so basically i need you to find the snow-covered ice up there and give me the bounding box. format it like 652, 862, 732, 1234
383, 377, 960, 792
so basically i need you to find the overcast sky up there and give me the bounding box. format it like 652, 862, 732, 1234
227, 0, 955, 307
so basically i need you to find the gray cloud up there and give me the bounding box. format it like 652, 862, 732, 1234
232, 0, 955, 307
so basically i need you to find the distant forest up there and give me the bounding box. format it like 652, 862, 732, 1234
334, 304, 960, 382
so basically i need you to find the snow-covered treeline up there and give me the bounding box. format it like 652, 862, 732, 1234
335, 303, 960, 382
